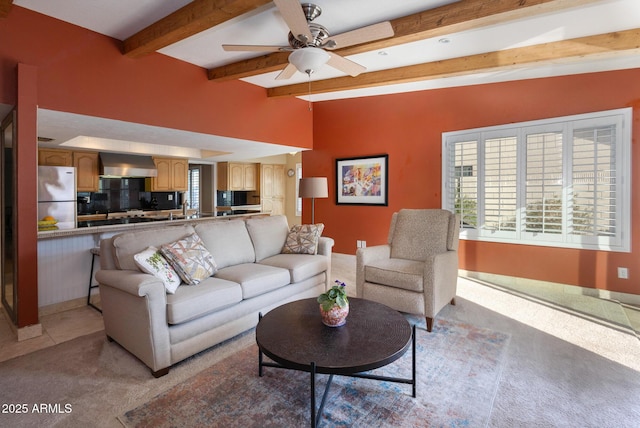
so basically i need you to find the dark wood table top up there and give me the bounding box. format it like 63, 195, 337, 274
256, 297, 412, 375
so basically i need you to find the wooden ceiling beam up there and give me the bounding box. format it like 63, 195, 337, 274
267, 28, 640, 98
0, 0, 13, 18
208, 0, 600, 81
123, 0, 272, 58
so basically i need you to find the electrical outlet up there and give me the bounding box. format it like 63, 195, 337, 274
168, 195, 173, 201
617, 267, 628, 279
361, 241, 366, 248
356, 240, 361, 248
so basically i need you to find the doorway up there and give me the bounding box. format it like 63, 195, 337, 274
1, 109, 16, 323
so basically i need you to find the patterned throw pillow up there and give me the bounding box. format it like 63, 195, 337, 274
133, 246, 182, 294
160, 233, 217, 285
281, 224, 325, 255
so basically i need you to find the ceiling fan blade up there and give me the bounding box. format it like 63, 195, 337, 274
273, 0, 313, 44
325, 21, 394, 50
326, 52, 366, 77
222, 44, 286, 52
275, 63, 298, 80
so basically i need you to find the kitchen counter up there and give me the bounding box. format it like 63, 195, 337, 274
39, 211, 261, 240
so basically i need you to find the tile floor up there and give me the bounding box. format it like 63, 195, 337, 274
1, 253, 638, 364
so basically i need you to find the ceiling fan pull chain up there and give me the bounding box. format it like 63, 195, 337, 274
308, 74, 312, 111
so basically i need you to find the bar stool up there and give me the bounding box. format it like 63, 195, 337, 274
88, 246, 102, 313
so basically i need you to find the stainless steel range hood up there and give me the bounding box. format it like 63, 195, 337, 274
99, 152, 158, 177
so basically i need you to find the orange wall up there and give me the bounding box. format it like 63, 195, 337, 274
0, 6, 313, 148
308, 69, 640, 295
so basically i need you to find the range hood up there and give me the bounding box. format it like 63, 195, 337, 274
99, 152, 158, 177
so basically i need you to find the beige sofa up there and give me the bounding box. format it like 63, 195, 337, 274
96, 215, 333, 377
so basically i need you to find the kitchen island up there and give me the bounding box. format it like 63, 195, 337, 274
37, 212, 268, 313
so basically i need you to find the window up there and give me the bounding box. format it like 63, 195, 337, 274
295, 163, 302, 216
442, 108, 631, 252
187, 166, 200, 211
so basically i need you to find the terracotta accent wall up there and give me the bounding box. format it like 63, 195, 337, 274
0, 6, 312, 148
309, 69, 640, 295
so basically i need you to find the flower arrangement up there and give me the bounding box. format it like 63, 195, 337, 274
317, 280, 349, 311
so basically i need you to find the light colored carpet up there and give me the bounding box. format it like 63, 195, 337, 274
0, 254, 638, 427
120, 316, 509, 427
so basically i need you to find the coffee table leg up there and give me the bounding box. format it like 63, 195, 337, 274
412, 323, 417, 398
310, 362, 316, 428
258, 312, 264, 377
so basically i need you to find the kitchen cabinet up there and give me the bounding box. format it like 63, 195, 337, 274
147, 157, 188, 191
73, 151, 99, 192
38, 148, 73, 166
261, 164, 285, 215
218, 162, 258, 191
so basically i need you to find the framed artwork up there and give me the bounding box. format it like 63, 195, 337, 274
336, 154, 388, 206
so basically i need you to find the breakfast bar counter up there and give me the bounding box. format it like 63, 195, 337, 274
36, 212, 268, 312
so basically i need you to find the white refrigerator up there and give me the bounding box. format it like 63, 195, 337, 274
37, 166, 77, 229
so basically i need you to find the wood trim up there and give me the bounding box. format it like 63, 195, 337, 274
207, 0, 600, 81
0, 0, 13, 18
123, 0, 272, 58
267, 29, 640, 98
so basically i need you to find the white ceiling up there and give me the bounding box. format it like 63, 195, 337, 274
9, 0, 640, 161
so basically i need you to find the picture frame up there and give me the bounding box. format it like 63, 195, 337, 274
336, 154, 388, 206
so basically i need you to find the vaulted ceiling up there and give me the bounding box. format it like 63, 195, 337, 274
7, 0, 640, 101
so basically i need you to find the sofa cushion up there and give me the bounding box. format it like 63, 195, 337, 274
166, 277, 242, 324
133, 246, 182, 294
195, 220, 255, 269
112, 224, 195, 271
245, 215, 289, 261
259, 253, 328, 284
282, 223, 325, 255
214, 263, 290, 299
364, 258, 424, 292
160, 233, 217, 285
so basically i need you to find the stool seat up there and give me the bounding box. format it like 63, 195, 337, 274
88, 247, 102, 313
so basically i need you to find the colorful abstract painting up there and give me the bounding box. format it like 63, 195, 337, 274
336, 155, 388, 205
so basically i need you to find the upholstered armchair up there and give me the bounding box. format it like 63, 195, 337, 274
356, 209, 460, 332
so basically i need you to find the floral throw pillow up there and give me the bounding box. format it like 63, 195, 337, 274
160, 233, 217, 285
281, 223, 325, 255
133, 246, 182, 294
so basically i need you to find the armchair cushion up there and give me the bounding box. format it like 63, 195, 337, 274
364, 258, 424, 292
390, 209, 453, 261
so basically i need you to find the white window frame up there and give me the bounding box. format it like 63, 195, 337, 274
442, 108, 632, 252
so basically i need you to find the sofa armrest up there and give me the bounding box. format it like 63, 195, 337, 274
95, 269, 171, 374
95, 270, 167, 298
355, 244, 391, 297
317, 236, 335, 257
317, 237, 335, 290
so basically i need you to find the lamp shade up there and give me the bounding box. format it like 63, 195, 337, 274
299, 177, 328, 198
289, 47, 330, 75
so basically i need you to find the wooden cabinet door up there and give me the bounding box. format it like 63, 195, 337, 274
261, 164, 274, 198
171, 159, 188, 191
243, 164, 257, 191
153, 158, 172, 191
73, 151, 99, 192
273, 164, 285, 198
229, 163, 244, 190
39, 149, 72, 166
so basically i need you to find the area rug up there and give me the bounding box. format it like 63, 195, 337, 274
120, 317, 510, 427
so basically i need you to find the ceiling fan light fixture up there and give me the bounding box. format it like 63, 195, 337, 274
289, 47, 330, 75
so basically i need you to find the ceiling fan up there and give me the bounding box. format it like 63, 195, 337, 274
222, 0, 394, 80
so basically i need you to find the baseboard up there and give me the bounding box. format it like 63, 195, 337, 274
38, 296, 101, 317
459, 270, 640, 307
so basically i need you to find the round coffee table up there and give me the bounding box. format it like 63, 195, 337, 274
256, 297, 416, 428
